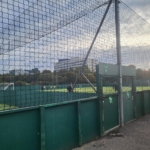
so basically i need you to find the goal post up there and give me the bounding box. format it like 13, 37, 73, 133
0, 83, 14, 91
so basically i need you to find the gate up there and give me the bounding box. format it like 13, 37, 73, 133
122, 67, 136, 124
96, 62, 136, 135
103, 94, 119, 133
123, 91, 134, 123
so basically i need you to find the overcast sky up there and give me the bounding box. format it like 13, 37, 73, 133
122, 0, 150, 23
0, 0, 150, 72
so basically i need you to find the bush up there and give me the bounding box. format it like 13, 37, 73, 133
15, 81, 26, 86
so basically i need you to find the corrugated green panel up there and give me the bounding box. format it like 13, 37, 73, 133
81, 100, 99, 144
123, 92, 134, 124
0, 110, 40, 150
45, 104, 78, 150
104, 95, 119, 131
144, 91, 150, 114
136, 92, 143, 118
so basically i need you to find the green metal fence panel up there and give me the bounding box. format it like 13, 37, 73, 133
136, 92, 143, 118
0, 91, 148, 150
143, 91, 150, 114
45, 104, 78, 150
104, 95, 119, 132
123, 91, 135, 124
0, 110, 40, 150
81, 100, 99, 144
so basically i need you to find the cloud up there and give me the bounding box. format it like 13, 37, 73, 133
121, 0, 150, 23
0, 0, 150, 73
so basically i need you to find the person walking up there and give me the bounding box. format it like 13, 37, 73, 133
67, 82, 73, 92
113, 81, 118, 92
41, 85, 45, 91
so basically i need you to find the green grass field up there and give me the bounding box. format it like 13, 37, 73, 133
0, 104, 18, 111
40, 86, 150, 94
1, 86, 150, 111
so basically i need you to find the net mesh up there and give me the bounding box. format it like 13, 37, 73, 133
120, 1, 150, 92
0, 83, 14, 90
0, 0, 150, 111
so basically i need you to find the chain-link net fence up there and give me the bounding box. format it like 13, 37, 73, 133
102, 77, 118, 95
0, 0, 149, 111
120, 1, 150, 92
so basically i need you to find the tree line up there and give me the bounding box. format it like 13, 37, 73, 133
0, 66, 96, 86
0, 66, 149, 86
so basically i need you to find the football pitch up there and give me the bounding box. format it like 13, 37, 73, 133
0, 86, 150, 111
41, 86, 150, 94
0, 104, 18, 111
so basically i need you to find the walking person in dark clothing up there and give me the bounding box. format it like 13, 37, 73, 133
41, 85, 45, 91
113, 81, 118, 92
67, 82, 73, 92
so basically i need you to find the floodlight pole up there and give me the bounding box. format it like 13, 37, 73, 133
115, 0, 124, 126
73, 0, 112, 89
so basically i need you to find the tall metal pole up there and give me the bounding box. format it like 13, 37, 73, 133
9, 69, 11, 83
115, 0, 124, 126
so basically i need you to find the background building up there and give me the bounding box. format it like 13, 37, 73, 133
54, 57, 98, 72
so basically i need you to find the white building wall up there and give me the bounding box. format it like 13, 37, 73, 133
54, 57, 98, 72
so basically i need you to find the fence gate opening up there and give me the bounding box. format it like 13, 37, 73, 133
123, 76, 136, 124
96, 62, 136, 135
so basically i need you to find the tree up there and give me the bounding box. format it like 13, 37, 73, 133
57, 69, 68, 76
38, 74, 53, 83
136, 68, 144, 79
87, 74, 96, 83
32, 68, 40, 74
25, 75, 36, 83
128, 65, 136, 69
2, 75, 10, 82
15, 81, 26, 86
66, 72, 76, 83
42, 70, 52, 74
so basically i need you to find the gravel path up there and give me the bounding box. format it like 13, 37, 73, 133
73, 113, 150, 150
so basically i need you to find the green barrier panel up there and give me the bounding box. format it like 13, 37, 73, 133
143, 91, 150, 114
81, 100, 99, 144
136, 92, 143, 118
123, 91, 135, 124
1, 91, 148, 150
0, 110, 40, 150
104, 95, 119, 132
45, 104, 78, 150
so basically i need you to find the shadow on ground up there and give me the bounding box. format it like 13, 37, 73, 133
73, 114, 150, 150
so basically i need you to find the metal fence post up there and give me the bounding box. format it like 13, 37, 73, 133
40, 106, 46, 150
132, 76, 137, 119
142, 91, 145, 116
96, 65, 104, 136
77, 101, 82, 146
115, 0, 124, 126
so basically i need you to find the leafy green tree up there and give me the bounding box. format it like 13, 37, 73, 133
38, 74, 52, 83
15, 81, 26, 86
87, 74, 96, 83
66, 72, 76, 83
42, 70, 52, 74
136, 68, 144, 79
129, 65, 136, 69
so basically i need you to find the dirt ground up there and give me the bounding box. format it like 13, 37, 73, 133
73, 113, 150, 150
